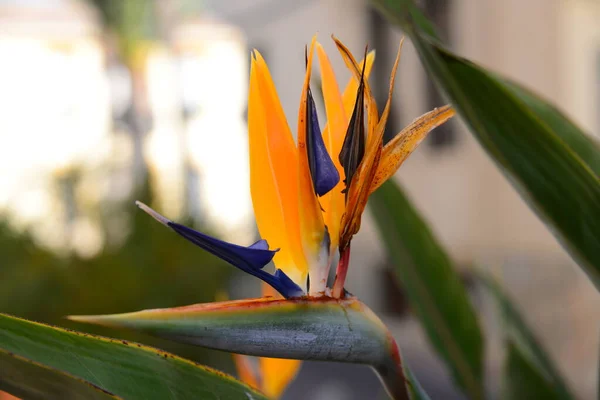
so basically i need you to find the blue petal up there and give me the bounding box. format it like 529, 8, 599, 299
135, 201, 305, 298
168, 222, 304, 298
248, 239, 270, 251
168, 222, 275, 270
306, 88, 340, 196
273, 269, 305, 298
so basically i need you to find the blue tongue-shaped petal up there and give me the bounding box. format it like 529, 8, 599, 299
167, 222, 274, 271
136, 202, 304, 298
306, 87, 340, 196
248, 239, 270, 251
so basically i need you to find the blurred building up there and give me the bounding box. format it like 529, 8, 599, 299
0, 0, 111, 257
0, 0, 254, 257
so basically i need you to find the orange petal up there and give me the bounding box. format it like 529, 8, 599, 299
341, 50, 375, 117
316, 42, 347, 172
233, 354, 260, 390
332, 38, 380, 249
316, 42, 347, 251
370, 106, 455, 193
259, 357, 302, 399
332, 36, 379, 133
335, 39, 403, 251
373, 38, 404, 147
248, 53, 308, 289
320, 49, 375, 254
297, 36, 330, 295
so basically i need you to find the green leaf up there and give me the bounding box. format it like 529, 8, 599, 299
0, 313, 267, 400
501, 80, 600, 177
69, 296, 412, 400
369, 180, 484, 399
405, 366, 431, 400
502, 340, 564, 400
481, 276, 574, 400
0, 350, 118, 400
373, 0, 600, 289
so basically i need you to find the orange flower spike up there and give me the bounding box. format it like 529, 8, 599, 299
370, 105, 455, 193
341, 50, 376, 116
316, 42, 347, 253
248, 54, 308, 289
316, 42, 347, 168
232, 354, 260, 391
333, 37, 379, 137
332, 38, 387, 249
373, 38, 404, 147
259, 357, 302, 399
332, 39, 402, 298
319, 48, 376, 256
320, 49, 375, 171
343, 40, 404, 237
297, 36, 332, 295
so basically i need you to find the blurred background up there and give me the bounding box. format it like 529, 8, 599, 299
0, 0, 599, 399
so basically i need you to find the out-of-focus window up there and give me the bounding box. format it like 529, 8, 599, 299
172, 19, 253, 242
0, 0, 110, 256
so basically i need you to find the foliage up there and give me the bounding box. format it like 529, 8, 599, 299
88, 0, 157, 63
0, 313, 266, 400
0, 182, 233, 371
371, 181, 483, 399
373, 0, 600, 288
369, 0, 597, 398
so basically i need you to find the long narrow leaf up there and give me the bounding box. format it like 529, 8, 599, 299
0, 350, 118, 400
502, 341, 563, 400
0, 313, 267, 400
501, 80, 600, 177
370, 180, 484, 399
481, 275, 574, 400
372, 0, 600, 289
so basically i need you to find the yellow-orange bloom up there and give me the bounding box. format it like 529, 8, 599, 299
248, 34, 454, 298
138, 34, 453, 301
134, 34, 454, 400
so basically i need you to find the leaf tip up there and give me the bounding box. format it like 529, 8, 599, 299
135, 201, 170, 227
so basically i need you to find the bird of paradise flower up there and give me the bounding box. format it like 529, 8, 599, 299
71, 35, 454, 399
136, 35, 452, 300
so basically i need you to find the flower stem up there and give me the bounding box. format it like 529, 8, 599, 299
373, 336, 411, 400
332, 244, 351, 298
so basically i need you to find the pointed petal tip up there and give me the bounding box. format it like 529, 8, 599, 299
66, 314, 114, 326
249, 239, 277, 251
369, 104, 455, 193
260, 357, 302, 399
136, 201, 170, 227
339, 72, 366, 192
134, 203, 300, 298
65, 314, 85, 322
